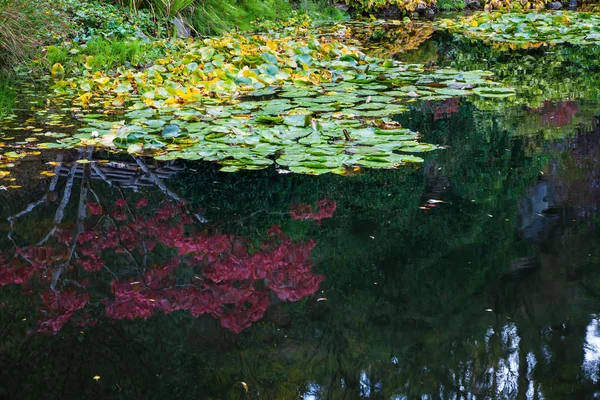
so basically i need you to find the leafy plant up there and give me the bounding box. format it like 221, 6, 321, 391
580, 0, 600, 11
59, 0, 165, 41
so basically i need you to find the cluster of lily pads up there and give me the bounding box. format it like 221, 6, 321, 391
0, 116, 43, 188
0, 19, 523, 176
37, 28, 518, 174
437, 11, 600, 50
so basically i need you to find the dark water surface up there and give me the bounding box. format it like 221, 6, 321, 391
2, 30, 600, 399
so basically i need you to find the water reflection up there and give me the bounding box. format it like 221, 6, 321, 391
2, 43, 600, 400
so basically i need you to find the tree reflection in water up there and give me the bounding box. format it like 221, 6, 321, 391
1, 152, 327, 334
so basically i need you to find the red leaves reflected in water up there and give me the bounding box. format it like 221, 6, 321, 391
38, 289, 90, 334
427, 98, 461, 121
290, 200, 337, 222
104, 281, 158, 320
99, 219, 322, 333
0, 259, 37, 286
536, 100, 579, 128
136, 198, 148, 209
217, 291, 270, 333
86, 202, 103, 215
2, 199, 328, 334
0, 247, 62, 286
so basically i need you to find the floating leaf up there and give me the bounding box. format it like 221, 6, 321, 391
162, 124, 182, 138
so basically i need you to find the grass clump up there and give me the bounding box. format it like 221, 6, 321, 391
190, 0, 345, 36
110, 0, 345, 37
113, 0, 194, 17
191, 0, 291, 35
0, 76, 15, 115
46, 39, 162, 73
0, 0, 48, 69
0, 0, 60, 115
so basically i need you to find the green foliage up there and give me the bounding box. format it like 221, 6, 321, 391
0, 75, 15, 116
189, 0, 343, 36
482, 0, 549, 11
110, 0, 344, 37
293, 0, 347, 21
60, 0, 165, 41
0, 0, 64, 114
437, 0, 465, 10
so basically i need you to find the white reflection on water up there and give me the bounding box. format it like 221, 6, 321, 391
583, 316, 600, 383
496, 323, 520, 396
526, 352, 537, 400
303, 382, 320, 400
301, 316, 600, 399
360, 370, 370, 397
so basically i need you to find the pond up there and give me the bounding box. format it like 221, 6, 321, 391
2, 15, 600, 399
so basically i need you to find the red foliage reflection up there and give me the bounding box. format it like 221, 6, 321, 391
38, 289, 90, 334
1, 200, 329, 334
427, 98, 461, 121
290, 200, 337, 222
536, 100, 579, 128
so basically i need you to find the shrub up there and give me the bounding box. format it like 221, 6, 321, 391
437, 0, 465, 10
482, 0, 549, 11
343, 0, 436, 13
61, 0, 164, 40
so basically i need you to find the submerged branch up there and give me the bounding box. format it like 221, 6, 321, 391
7, 153, 64, 245
37, 160, 78, 246
134, 157, 207, 223
50, 161, 90, 290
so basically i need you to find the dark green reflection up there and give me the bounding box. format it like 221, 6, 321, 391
2, 95, 600, 399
